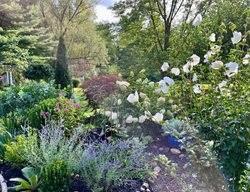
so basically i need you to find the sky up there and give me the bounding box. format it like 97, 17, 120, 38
95, 0, 120, 23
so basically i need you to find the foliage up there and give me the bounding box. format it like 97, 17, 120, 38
239, 158, 250, 192
9, 167, 40, 192
0, 81, 58, 118
162, 118, 185, 137
40, 160, 70, 192
23, 63, 54, 82
78, 138, 150, 192
4, 131, 37, 168
23, 123, 84, 172
83, 74, 120, 104
109, 0, 249, 80
54, 37, 72, 89
0, 81, 58, 133
72, 78, 81, 88
66, 21, 109, 66
28, 95, 93, 133
0, 1, 56, 77
119, 22, 249, 191
0, 129, 12, 159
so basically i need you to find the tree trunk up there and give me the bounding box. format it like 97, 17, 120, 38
164, 21, 171, 51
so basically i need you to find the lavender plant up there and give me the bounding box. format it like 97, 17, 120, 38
77, 138, 150, 192
23, 121, 84, 172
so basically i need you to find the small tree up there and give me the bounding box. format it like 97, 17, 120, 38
39, 0, 95, 89
55, 36, 71, 88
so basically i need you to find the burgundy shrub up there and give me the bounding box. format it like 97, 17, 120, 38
83, 75, 120, 104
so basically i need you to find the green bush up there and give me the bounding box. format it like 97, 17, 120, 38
23, 123, 83, 172
72, 78, 81, 88
40, 160, 70, 192
0, 81, 58, 118
4, 132, 37, 168
23, 63, 54, 82
28, 96, 93, 134
0, 129, 12, 159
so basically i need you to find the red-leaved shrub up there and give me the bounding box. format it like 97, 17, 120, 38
83, 75, 120, 104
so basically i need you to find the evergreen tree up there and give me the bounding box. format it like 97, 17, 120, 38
0, 0, 56, 80
54, 36, 71, 89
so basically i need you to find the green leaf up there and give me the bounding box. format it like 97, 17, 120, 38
9, 178, 32, 191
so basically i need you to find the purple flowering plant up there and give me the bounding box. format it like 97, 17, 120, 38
78, 138, 150, 192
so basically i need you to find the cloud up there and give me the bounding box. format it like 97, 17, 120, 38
95, 4, 119, 23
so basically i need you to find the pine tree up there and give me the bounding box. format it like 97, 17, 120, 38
0, 0, 56, 80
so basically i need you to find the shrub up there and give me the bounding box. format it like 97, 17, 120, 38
83, 74, 120, 104
0, 129, 12, 159
72, 78, 81, 88
28, 96, 93, 133
0, 81, 58, 118
117, 24, 249, 191
77, 138, 150, 192
40, 160, 70, 192
55, 36, 71, 89
24, 122, 84, 172
4, 131, 37, 168
23, 63, 54, 82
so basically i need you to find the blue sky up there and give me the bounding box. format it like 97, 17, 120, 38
99, 0, 116, 7
95, 0, 119, 23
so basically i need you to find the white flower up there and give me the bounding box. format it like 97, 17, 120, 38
225, 62, 239, 77
204, 51, 213, 62
192, 14, 202, 26
211, 61, 224, 69
159, 80, 169, 93
117, 99, 122, 105
139, 92, 147, 99
243, 53, 250, 65
193, 84, 202, 94
231, 31, 242, 44
209, 33, 216, 42
139, 115, 147, 123
218, 80, 227, 91
132, 117, 139, 123
148, 82, 155, 87
161, 85, 169, 93
153, 89, 161, 94
171, 68, 180, 76
116, 81, 130, 90
144, 111, 152, 118
152, 113, 164, 123
127, 91, 139, 103
211, 45, 221, 53
191, 54, 200, 66
183, 62, 191, 73
192, 73, 198, 82
161, 62, 169, 72
163, 77, 175, 86
104, 111, 112, 117
126, 115, 134, 124
183, 55, 200, 73
157, 97, 165, 105
111, 112, 118, 120
136, 78, 142, 83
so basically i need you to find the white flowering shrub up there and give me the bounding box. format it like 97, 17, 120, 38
117, 24, 249, 191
